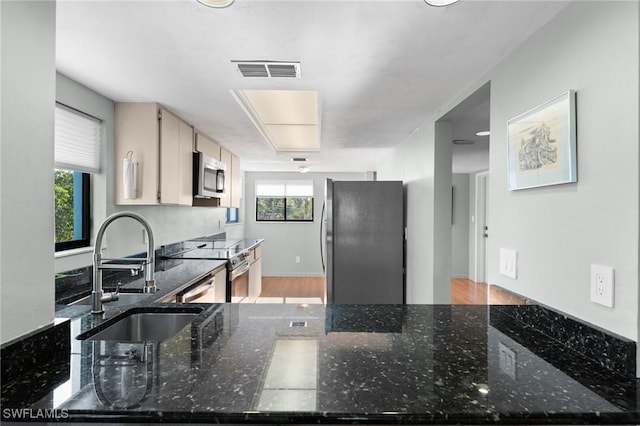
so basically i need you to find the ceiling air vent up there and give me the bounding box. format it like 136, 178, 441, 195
234, 61, 301, 78
452, 139, 476, 145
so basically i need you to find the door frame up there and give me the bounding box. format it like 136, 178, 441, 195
473, 171, 489, 285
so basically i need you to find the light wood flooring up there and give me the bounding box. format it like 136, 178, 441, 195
260, 276, 326, 302
260, 277, 528, 305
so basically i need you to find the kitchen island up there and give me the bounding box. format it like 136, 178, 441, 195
1, 299, 638, 424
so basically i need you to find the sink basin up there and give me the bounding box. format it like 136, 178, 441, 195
77, 307, 202, 342
70, 292, 150, 308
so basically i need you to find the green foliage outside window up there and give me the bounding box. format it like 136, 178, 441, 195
286, 197, 313, 221
55, 169, 89, 251
256, 196, 313, 222
55, 169, 75, 243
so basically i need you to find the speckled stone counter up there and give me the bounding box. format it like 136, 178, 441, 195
1, 302, 639, 424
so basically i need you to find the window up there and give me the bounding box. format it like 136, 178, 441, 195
226, 207, 239, 224
256, 180, 314, 222
54, 103, 101, 252
55, 170, 90, 251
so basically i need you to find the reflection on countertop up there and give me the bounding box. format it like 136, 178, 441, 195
1, 303, 638, 424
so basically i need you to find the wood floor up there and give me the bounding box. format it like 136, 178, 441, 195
260, 277, 528, 305
260, 276, 326, 301
451, 278, 488, 304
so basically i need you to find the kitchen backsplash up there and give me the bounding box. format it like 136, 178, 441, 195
54, 233, 226, 305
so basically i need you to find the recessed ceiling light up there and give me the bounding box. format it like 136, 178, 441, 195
475, 131, 491, 136
196, 0, 234, 8
424, 0, 459, 6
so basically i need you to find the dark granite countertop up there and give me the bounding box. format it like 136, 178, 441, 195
54, 257, 228, 319
2, 302, 639, 424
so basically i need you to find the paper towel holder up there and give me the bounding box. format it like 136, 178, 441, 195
123, 151, 138, 200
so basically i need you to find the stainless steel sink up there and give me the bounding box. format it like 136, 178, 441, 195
77, 308, 202, 342
71, 292, 150, 308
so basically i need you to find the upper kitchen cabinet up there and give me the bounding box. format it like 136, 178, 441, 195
115, 103, 193, 206
231, 154, 241, 208
219, 148, 241, 208
194, 132, 221, 161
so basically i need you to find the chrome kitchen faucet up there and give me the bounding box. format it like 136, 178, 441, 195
92, 211, 157, 314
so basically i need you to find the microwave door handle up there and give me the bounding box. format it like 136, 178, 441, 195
216, 170, 225, 192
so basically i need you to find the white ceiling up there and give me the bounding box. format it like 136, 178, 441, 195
55, 0, 570, 174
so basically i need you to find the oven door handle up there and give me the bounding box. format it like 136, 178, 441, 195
178, 279, 214, 303
231, 261, 251, 280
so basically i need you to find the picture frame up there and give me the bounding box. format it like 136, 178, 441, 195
507, 90, 576, 190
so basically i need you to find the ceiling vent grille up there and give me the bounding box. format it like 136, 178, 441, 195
234, 61, 301, 78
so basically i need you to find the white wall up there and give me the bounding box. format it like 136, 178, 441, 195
376, 121, 452, 304
244, 171, 364, 277
487, 1, 639, 341
451, 174, 470, 278
1, 1, 56, 344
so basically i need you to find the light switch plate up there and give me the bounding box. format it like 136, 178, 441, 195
499, 248, 518, 279
590, 264, 614, 308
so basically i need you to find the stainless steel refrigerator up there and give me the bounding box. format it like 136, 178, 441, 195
322, 179, 405, 304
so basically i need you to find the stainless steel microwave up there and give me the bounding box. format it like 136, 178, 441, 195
194, 152, 226, 198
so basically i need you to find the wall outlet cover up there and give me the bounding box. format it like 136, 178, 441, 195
590, 264, 614, 308
498, 342, 517, 380
499, 248, 518, 279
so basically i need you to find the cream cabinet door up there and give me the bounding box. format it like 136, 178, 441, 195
115, 102, 160, 205
195, 132, 221, 160
214, 267, 227, 303
231, 154, 241, 208
159, 108, 193, 205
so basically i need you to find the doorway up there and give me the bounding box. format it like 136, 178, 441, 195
446, 82, 491, 302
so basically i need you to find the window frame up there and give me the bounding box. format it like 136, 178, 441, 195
226, 207, 239, 224
55, 171, 91, 252
255, 180, 315, 223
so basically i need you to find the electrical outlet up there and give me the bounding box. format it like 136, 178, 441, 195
498, 342, 517, 380
295, 256, 301, 264
590, 264, 614, 307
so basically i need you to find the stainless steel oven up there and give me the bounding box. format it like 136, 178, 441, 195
228, 251, 250, 303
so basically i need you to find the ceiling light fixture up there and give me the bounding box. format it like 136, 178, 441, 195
196, 0, 234, 8
424, 0, 459, 6
298, 165, 310, 174
475, 131, 491, 136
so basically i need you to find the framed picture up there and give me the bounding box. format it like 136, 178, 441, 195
507, 90, 576, 190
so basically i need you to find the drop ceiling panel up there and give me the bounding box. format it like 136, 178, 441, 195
263, 124, 319, 151
243, 90, 318, 125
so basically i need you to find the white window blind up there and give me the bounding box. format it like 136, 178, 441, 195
256, 180, 313, 197
285, 180, 313, 197
256, 180, 286, 197
55, 103, 102, 173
